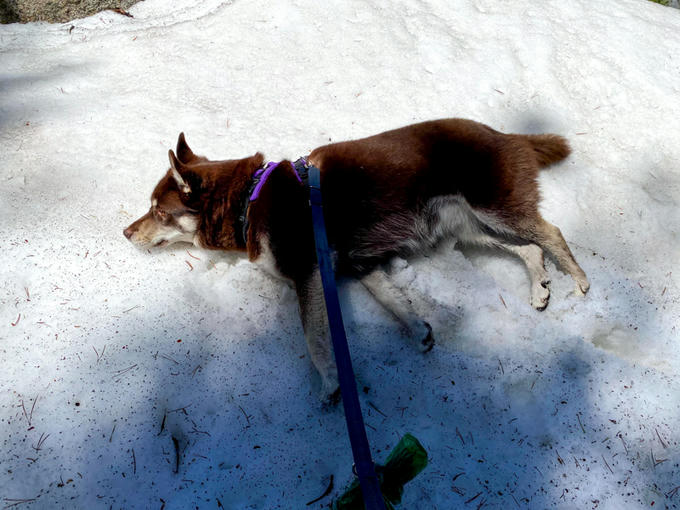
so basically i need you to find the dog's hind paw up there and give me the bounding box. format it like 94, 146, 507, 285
530, 279, 551, 311
576, 278, 590, 296
572, 276, 590, 297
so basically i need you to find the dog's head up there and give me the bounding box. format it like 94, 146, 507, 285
124, 133, 264, 250
123, 133, 207, 248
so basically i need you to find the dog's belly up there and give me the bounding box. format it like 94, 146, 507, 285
347, 194, 503, 266
418, 194, 508, 246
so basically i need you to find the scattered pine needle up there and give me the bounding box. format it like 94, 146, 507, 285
185, 260, 194, 271
499, 294, 507, 309
186, 250, 201, 260
158, 413, 166, 436
656, 428, 668, 449
160, 354, 179, 365
305, 475, 334, 506
456, 427, 465, 445
11, 313, 21, 326
576, 413, 586, 434
651, 449, 668, 467
112, 364, 138, 379
666, 486, 680, 499
465, 492, 482, 504
21, 395, 39, 427
32, 432, 49, 452
172, 436, 180, 473
618, 434, 629, 455
239, 406, 251, 427
3, 498, 38, 508
367, 401, 387, 417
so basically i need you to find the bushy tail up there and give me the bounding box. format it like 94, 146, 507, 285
523, 134, 571, 169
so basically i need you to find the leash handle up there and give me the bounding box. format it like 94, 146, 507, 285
308, 165, 387, 510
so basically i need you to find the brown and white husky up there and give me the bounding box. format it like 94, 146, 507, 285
124, 119, 589, 402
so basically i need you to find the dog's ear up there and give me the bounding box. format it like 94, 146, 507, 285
168, 150, 192, 194
176, 132, 196, 164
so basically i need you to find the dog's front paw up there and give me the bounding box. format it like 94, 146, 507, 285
319, 375, 341, 408
320, 386, 342, 409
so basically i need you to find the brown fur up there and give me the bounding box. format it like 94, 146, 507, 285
124, 118, 589, 401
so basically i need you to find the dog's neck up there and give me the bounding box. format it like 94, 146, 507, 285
237, 158, 309, 248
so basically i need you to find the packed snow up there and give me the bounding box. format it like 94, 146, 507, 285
1, 0, 679, 509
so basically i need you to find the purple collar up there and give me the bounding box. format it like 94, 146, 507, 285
249, 160, 304, 202
239, 158, 308, 247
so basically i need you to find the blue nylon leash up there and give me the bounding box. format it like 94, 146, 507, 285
307, 164, 387, 510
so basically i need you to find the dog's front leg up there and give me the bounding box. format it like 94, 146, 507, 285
295, 268, 340, 404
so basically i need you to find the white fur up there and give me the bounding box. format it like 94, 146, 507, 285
177, 214, 198, 233
253, 235, 283, 279
419, 195, 512, 246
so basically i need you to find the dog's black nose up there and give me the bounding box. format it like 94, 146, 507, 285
123, 227, 133, 239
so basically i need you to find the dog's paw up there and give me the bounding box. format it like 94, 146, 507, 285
573, 276, 590, 297
320, 386, 342, 409
530, 279, 551, 311
319, 374, 341, 408
420, 321, 434, 352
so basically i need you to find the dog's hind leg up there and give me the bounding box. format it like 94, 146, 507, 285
459, 231, 552, 310
295, 269, 340, 404
360, 268, 434, 351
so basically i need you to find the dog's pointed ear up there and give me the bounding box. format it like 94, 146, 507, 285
176, 132, 196, 164
168, 150, 192, 194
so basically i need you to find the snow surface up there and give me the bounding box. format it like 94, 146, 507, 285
1, 0, 680, 508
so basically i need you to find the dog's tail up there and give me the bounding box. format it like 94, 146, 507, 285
522, 134, 571, 169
